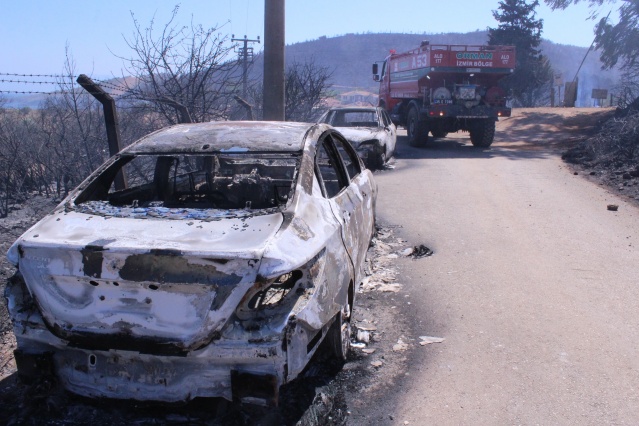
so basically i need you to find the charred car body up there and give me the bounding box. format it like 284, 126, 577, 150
318, 107, 397, 169
4, 121, 377, 406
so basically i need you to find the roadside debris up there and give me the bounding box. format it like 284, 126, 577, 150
371, 360, 383, 368
377, 283, 402, 293
361, 229, 404, 293
392, 339, 409, 352
408, 244, 434, 258
419, 336, 445, 346
357, 323, 377, 331
357, 330, 371, 343
607, 204, 619, 211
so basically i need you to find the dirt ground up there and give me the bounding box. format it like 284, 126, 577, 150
0, 106, 632, 425
496, 107, 639, 205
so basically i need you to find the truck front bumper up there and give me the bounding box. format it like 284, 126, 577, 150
423, 104, 511, 119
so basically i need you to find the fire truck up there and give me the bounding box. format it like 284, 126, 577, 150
372, 41, 516, 147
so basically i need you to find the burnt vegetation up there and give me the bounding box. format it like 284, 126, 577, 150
563, 98, 639, 175
0, 9, 332, 219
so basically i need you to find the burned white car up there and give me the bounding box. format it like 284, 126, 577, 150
318, 107, 396, 169
5, 121, 377, 406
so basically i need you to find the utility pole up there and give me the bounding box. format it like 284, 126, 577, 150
263, 0, 285, 121
232, 34, 260, 99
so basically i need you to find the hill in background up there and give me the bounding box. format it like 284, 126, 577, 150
3, 31, 621, 109
280, 31, 621, 107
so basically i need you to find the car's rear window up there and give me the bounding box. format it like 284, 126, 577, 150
322, 110, 379, 128
73, 153, 300, 219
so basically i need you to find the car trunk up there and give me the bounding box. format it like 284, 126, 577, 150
13, 210, 284, 354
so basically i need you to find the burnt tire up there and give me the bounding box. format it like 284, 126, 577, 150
323, 308, 351, 362
370, 146, 386, 169
469, 119, 496, 148
407, 107, 429, 147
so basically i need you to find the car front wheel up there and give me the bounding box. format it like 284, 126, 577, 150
371, 145, 386, 169
323, 306, 351, 361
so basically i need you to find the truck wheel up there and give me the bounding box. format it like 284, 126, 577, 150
407, 107, 428, 147
470, 119, 496, 148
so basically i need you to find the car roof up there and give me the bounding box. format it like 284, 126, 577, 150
124, 121, 315, 154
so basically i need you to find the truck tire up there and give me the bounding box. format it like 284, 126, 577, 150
407, 107, 428, 147
469, 119, 496, 148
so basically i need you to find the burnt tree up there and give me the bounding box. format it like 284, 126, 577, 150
120, 6, 242, 124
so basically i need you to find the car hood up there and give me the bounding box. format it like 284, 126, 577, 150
334, 127, 381, 146
9, 208, 284, 353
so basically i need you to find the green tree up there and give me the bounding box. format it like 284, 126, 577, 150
546, 0, 639, 106
488, 0, 554, 106
545, 0, 639, 70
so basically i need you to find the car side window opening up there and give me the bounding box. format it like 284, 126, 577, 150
315, 135, 349, 198
333, 136, 361, 179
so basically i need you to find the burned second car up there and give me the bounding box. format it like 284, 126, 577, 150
4, 121, 377, 406
318, 106, 397, 169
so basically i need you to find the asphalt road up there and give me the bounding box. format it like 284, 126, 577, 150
370, 116, 639, 425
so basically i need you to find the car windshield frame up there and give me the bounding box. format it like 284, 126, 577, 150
71, 151, 302, 220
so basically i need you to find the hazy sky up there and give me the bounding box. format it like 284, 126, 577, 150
0, 0, 611, 91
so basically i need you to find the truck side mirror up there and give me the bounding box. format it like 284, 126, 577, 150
372, 63, 378, 75
373, 75, 380, 82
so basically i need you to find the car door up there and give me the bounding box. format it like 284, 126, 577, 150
315, 131, 375, 283
380, 109, 397, 156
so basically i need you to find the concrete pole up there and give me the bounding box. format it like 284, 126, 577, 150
263, 0, 285, 121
